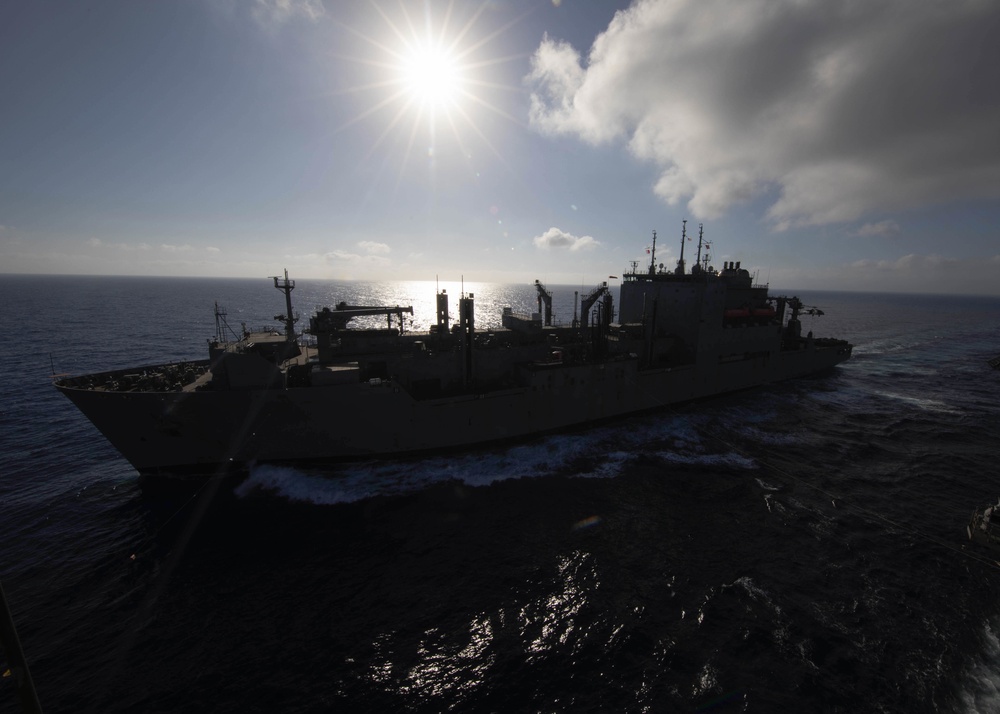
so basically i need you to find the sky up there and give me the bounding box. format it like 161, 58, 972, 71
2, 0, 999, 294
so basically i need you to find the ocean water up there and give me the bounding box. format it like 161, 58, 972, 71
1, 274, 999, 713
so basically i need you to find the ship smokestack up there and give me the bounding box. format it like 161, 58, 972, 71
436, 289, 449, 333
460, 293, 475, 387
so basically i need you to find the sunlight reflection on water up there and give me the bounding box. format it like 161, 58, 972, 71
364, 549, 599, 703
299, 280, 534, 333
293, 279, 605, 334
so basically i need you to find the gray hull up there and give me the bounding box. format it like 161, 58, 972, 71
57, 343, 849, 474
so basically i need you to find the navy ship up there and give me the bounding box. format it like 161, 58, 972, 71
55, 224, 852, 476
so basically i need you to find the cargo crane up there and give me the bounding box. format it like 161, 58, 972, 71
309, 303, 414, 333
778, 296, 827, 343
578, 281, 610, 329
534, 280, 553, 326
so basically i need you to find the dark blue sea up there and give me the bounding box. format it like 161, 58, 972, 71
2, 274, 999, 713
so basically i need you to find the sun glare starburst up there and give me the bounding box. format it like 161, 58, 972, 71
333, 1, 524, 178
399, 43, 462, 108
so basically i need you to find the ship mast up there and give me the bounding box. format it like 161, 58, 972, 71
694, 223, 704, 272
648, 230, 657, 275
272, 268, 296, 342
676, 219, 687, 275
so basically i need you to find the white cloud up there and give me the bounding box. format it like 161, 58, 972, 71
324, 249, 389, 266
86, 238, 151, 251
206, 246, 222, 254
298, 242, 394, 268
848, 252, 983, 285
850, 254, 941, 272
853, 220, 901, 238
526, 0, 1000, 230
533, 227, 600, 251
773, 251, 1000, 294
252, 0, 324, 27
160, 243, 195, 252
358, 240, 391, 255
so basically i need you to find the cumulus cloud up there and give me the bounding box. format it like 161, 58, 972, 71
323, 249, 389, 266
526, 0, 1000, 229
87, 238, 151, 251
845, 252, 1000, 293
300, 241, 393, 267
252, 0, 324, 26
91, 240, 220, 254
851, 254, 951, 272
358, 241, 391, 255
853, 220, 900, 238
533, 227, 600, 251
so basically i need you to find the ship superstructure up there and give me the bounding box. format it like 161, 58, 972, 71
55, 226, 852, 476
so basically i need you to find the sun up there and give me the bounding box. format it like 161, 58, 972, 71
334, 1, 523, 171
399, 42, 463, 109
